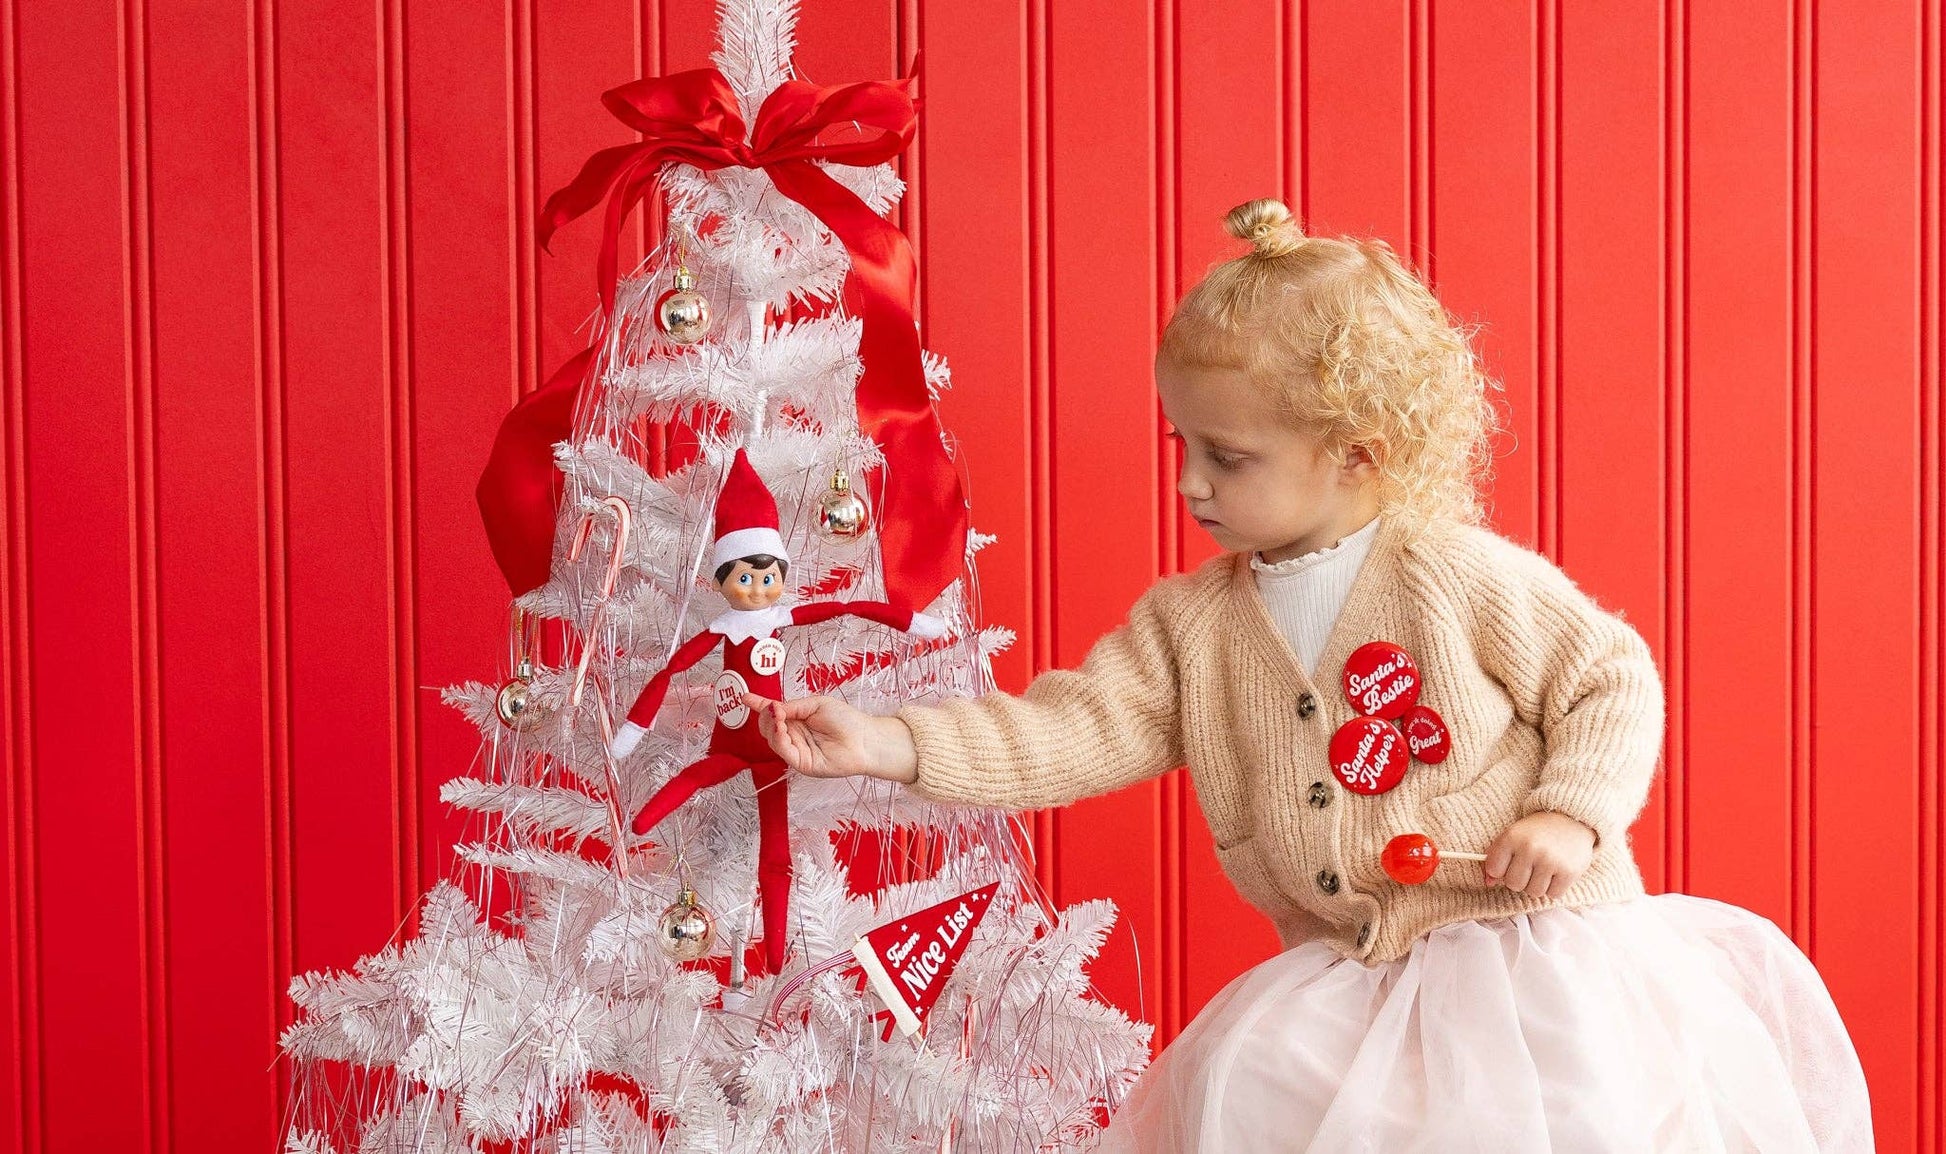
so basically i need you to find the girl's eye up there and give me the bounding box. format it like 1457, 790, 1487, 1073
1210, 452, 1246, 471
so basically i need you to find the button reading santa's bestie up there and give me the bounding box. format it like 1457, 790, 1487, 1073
1342, 641, 1421, 719
714, 670, 752, 727
1328, 716, 1409, 795
1401, 704, 1451, 764
750, 637, 787, 677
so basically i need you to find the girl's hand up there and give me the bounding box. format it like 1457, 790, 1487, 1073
1482, 811, 1597, 899
746, 693, 920, 784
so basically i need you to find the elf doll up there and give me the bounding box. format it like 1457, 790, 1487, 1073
608, 448, 947, 971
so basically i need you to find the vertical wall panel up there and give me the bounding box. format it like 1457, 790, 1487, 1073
1044, 0, 1162, 1027
276, 0, 402, 979
3, 0, 1940, 1139
1684, 1, 1795, 926
1555, 0, 1672, 891
1303, 2, 1410, 247
916, 0, 1034, 705
14, 1, 151, 1151
147, 0, 277, 1148
1811, 0, 1925, 1145
534, 0, 642, 377
1429, 0, 1542, 544
0, 0, 30, 1144
1170, 0, 1287, 1027
404, 1, 519, 897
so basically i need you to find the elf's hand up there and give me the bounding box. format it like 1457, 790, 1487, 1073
1482, 811, 1596, 899
747, 693, 919, 785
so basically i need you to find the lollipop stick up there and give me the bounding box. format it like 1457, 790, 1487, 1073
1444, 851, 1488, 862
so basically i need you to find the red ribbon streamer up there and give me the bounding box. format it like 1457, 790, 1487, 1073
478, 64, 968, 610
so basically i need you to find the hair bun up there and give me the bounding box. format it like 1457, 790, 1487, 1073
1225, 198, 1306, 258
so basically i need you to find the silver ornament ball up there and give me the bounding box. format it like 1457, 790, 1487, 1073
655, 266, 712, 345
658, 888, 716, 961
494, 659, 544, 731
816, 469, 872, 538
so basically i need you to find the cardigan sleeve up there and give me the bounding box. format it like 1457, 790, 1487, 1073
895, 581, 1185, 811
1458, 533, 1666, 848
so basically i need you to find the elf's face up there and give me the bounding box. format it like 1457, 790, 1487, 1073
720, 559, 787, 610
1157, 357, 1380, 563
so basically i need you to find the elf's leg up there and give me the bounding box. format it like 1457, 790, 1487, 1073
750, 759, 794, 972
630, 753, 748, 835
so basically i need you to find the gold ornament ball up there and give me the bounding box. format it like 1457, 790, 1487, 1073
655, 267, 712, 345
816, 470, 872, 538
495, 662, 544, 731
658, 888, 716, 961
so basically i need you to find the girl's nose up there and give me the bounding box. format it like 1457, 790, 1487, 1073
1177, 470, 1212, 502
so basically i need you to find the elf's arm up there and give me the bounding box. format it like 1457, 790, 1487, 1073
1463, 533, 1665, 849
890, 581, 1184, 810
790, 599, 950, 639
610, 628, 724, 758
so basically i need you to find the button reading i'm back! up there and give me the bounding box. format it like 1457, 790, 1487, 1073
1342, 641, 1421, 719
1328, 715, 1408, 795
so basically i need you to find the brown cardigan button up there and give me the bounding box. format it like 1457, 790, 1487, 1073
1297, 692, 1317, 719
1315, 869, 1340, 895
1307, 781, 1330, 808
1357, 922, 1372, 948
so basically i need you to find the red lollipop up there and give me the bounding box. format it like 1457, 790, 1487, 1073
1381, 833, 1487, 885
1343, 641, 1421, 719
1328, 716, 1409, 795
1401, 704, 1451, 763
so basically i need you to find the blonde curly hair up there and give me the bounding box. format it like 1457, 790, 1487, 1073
1159, 198, 1501, 528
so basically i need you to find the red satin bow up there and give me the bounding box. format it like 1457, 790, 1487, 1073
480, 64, 968, 612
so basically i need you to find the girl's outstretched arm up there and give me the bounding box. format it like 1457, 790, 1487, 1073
747, 693, 918, 784
754, 578, 1189, 811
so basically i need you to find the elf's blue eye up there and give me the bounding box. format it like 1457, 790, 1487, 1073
739, 574, 751, 585
763, 573, 774, 586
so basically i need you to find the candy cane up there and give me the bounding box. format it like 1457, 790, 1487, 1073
566, 496, 632, 708
764, 949, 859, 1027
940, 994, 978, 1152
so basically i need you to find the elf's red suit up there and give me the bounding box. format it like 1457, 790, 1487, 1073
608, 449, 945, 972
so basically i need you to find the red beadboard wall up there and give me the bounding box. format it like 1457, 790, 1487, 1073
1, 0, 1941, 1148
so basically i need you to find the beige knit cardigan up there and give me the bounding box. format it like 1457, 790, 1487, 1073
897, 515, 1666, 964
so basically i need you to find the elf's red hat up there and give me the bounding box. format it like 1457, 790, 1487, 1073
711, 448, 788, 571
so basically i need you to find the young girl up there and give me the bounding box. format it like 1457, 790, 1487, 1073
750, 200, 1873, 1151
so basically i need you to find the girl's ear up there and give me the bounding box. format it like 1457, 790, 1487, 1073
1342, 442, 1381, 478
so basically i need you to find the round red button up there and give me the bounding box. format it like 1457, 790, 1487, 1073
1342, 641, 1421, 719
1401, 704, 1451, 764
1327, 716, 1409, 795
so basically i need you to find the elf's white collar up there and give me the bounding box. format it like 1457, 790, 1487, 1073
708, 604, 794, 643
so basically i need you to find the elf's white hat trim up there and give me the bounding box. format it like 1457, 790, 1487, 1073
712, 526, 788, 571
710, 448, 790, 573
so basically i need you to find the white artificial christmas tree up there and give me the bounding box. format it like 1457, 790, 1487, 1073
279, 3, 1150, 1150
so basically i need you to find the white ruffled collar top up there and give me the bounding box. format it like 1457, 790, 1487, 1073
1249, 516, 1381, 676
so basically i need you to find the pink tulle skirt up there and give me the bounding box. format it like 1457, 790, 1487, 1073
1096, 894, 1872, 1152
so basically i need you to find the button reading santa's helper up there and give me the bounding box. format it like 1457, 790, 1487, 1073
1328, 716, 1408, 795
714, 670, 752, 727
1342, 641, 1420, 719
1401, 704, 1451, 763
750, 637, 787, 677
